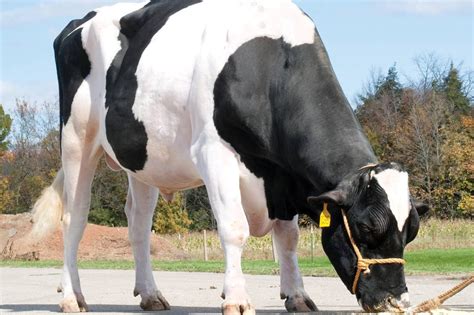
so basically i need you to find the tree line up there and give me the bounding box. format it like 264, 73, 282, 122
356, 55, 472, 219
0, 55, 472, 233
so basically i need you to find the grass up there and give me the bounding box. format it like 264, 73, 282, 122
1, 248, 472, 276
161, 218, 474, 261
1, 219, 472, 276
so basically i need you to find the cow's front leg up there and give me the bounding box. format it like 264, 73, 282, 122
125, 176, 170, 311
273, 217, 318, 312
192, 139, 254, 315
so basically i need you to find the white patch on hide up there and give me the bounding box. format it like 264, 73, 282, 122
373, 169, 410, 231
400, 292, 410, 308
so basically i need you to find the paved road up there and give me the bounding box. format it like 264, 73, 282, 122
1, 268, 473, 314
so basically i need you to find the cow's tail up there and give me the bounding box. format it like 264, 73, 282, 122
29, 168, 65, 240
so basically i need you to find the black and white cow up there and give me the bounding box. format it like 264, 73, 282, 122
31, 0, 428, 313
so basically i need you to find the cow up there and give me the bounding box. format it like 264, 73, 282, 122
31, 0, 428, 313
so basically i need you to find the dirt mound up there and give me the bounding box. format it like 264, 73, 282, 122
0, 213, 186, 261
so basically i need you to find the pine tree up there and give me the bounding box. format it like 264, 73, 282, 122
443, 63, 470, 113
376, 64, 403, 99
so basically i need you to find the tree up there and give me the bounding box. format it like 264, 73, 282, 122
3, 100, 59, 214
376, 65, 403, 100
0, 104, 12, 154
88, 160, 129, 227
356, 64, 404, 161
184, 187, 215, 231
0, 152, 15, 214
443, 63, 470, 113
357, 56, 473, 218
432, 116, 473, 218
153, 192, 192, 234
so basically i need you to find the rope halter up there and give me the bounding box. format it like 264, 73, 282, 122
341, 209, 406, 294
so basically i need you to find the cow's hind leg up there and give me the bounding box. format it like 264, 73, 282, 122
125, 176, 170, 311
192, 138, 254, 315
274, 217, 318, 312
59, 134, 101, 312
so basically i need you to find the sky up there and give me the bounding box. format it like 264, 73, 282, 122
0, 0, 473, 113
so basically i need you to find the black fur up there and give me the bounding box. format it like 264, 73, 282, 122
54, 11, 96, 142
104, 0, 202, 172
312, 163, 423, 308
213, 36, 376, 220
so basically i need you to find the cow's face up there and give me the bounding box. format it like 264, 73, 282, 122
308, 162, 428, 312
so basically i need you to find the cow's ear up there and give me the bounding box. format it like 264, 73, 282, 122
406, 208, 420, 244
307, 190, 346, 211
412, 199, 429, 216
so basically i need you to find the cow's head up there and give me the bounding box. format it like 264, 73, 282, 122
308, 162, 428, 312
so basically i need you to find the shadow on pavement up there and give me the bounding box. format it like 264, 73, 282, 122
0, 304, 362, 314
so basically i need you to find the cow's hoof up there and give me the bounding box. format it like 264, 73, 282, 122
222, 301, 255, 315
59, 294, 88, 313
139, 290, 170, 311
284, 293, 318, 312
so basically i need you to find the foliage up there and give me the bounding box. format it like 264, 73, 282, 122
443, 64, 471, 113
1, 100, 60, 214
0, 104, 12, 154
433, 116, 473, 218
153, 192, 192, 234
88, 160, 128, 226
0, 176, 14, 214
184, 186, 215, 231
356, 57, 473, 218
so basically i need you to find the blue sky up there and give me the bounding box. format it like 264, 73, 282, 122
0, 0, 472, 113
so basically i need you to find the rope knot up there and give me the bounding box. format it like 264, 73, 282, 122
357, 259, 371, 272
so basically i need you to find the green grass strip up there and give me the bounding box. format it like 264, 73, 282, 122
1, 248, 472, 276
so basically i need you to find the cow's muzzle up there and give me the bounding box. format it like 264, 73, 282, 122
359, 292, 410, 312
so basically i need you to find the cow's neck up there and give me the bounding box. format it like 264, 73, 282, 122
271, 44, 378, 194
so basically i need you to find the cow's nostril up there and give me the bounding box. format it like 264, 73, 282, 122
386, 294, 410, 311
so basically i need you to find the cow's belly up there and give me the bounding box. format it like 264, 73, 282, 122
132, 114, 203, 193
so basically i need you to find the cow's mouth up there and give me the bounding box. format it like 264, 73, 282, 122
359, 293, 410, 313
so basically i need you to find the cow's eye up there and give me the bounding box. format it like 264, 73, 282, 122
356, 222, 384, 249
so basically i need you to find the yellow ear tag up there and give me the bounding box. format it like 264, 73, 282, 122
319, 202, 331, 228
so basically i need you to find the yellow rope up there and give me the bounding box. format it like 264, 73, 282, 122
340, 209, 473, 312
341, 209, 405, 294
411, 275, 474, 313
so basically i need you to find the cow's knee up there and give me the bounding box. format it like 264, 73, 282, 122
220, 220, 249, 248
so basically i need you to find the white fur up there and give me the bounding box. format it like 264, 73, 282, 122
29, 168, 64, 240
273, 217, 311, 303
239, 161, 273, 237
373, 169, 410, 231
125, 175, 169, 309
400, 292, 410, 308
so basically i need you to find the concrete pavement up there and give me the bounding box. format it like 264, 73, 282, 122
1, 268, 473, 314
